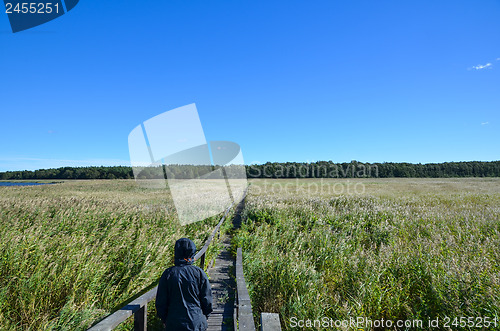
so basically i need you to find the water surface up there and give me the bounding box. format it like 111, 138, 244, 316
0, 182, 53, 187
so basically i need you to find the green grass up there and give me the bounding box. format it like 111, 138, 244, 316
234, 178, 500, 330
2, 178, 499, 330
0, 180, 225, 330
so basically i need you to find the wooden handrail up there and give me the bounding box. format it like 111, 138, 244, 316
233, 186, 280, 331
194, 200, 234, 269
235, 247, 256, 331
235, 251, 282, 331
87, 202, 236, 331
87, 288, 157, 331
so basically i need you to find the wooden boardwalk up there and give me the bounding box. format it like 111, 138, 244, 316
206, 236, 235, 331
206, 198, 245, 331
85, 193, 252, 331
85, 189, 281, 331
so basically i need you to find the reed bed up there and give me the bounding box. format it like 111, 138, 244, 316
0, 180, 223, 330
235, 178, 500, 330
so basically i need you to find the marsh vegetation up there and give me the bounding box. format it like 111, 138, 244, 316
235, 179, 500, 330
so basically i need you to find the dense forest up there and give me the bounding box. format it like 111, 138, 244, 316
246, 160, 500, 178
1, 161, 499, 180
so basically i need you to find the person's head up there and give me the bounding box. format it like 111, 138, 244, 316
174, 238, 196, 266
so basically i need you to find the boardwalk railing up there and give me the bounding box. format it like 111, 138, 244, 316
87, 202, 235, 331
235, 247, 256, 331
234, 248, 281, 331
235, 247, 281, 331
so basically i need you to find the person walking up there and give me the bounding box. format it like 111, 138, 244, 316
156, 238, 213, 330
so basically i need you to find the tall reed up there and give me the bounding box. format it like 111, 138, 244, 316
0, 180, 220, 330
235, 179, 500, 330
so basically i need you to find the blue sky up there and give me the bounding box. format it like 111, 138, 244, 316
1, 0, 499, 171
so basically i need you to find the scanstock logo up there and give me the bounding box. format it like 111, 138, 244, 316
3, 0, 79, 33
128, 104, 247, 226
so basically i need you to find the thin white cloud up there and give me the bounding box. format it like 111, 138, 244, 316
481, 122, 489, 125
470, 63, 492, 70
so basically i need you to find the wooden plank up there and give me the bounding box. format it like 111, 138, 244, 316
233, 305, 237, 331
207, 235, 237, 331
236, 248, 256, 331
260, 313, 281, 331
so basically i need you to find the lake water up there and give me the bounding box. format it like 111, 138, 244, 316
0, 182, 53, 187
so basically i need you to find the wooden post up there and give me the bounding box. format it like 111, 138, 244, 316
134, 303, 147, 331
199, 252, 205, 270
260, 313, 281, 331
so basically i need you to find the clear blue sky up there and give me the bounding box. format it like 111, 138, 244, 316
1, 0, 499, 171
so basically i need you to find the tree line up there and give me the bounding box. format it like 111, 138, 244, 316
0, 161, 499, 180
246, 161, 500, 178
0, 166, 134, 180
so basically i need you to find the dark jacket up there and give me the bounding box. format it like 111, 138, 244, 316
156, 238, 213, 331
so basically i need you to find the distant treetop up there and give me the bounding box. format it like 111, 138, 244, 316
1, 161, 499, 180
